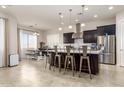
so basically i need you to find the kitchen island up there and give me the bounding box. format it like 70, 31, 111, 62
43, 49, 102, 75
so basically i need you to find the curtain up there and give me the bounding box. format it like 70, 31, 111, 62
20, 30, 38, 59
0, 18, 5, 67
17, 28, 21, 61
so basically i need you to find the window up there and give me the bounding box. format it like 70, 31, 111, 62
29, 35, 37, 49
20, 33, 28, 49
20, 30, 38, 59
20, 30, 37, 49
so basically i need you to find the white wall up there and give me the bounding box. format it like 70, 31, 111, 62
7, 17, 18, 54
116, 11, 124, 66
40, 31, 47, 43
45, 18, 115, 45
0, 12, 18, 66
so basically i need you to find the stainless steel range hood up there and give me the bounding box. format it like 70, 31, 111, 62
72, 23, 83, 39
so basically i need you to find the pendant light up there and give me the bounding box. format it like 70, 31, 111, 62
72, 5, 85, 39
68, 9, 72, 29
80, 5, 85, 31
58, 12, 64, 31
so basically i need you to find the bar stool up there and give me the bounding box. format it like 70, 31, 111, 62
45, 46, 52, 70
79, 46, 92, 79
53, 46, 61, 72
64, 46, 76, 76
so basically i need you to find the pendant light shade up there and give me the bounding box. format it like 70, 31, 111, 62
58, 27, 62, 31
58, 12, 64, 31
68, 9, 72, 29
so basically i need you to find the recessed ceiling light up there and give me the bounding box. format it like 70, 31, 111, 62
81, 23, 85, 27
61, 22, 64, 25
1, 5, 7, 9
94, 14, 98, 18
84, 7, 88, 11
68, 25, 73, 29
75, 19, 79, 22
108, 6, 114, 10
58, 27, 62, 31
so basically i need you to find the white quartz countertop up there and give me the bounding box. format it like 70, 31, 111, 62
46, 49, 102, 54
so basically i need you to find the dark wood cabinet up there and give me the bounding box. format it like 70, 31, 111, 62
83, 24, 116, 43
63, 32, 74, 44
83, 30, 97, 43
97, 24, 116, 36
62, 24, 115, 44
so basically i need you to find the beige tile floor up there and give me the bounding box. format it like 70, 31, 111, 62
0, 59, 124, 87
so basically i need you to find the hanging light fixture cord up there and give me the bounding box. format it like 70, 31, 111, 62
59, 12, 62, 25
69, 9, 72, 26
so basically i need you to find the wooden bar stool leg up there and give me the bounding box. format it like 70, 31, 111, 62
79, 57, 82, 77
87, 57, 92, 79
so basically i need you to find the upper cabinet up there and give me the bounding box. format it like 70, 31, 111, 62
63, 24, 116, 44
83, 30, 97, 43
83, 24, 116, 43
97, 24, 116, 36
63, 32, 74, 44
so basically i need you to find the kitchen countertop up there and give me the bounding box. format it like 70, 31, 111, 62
45, 49, 102, 54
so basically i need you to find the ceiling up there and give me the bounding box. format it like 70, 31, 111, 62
0, 5, 124, 31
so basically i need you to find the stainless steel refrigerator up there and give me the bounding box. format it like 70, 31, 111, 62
97, 35, 116, 65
